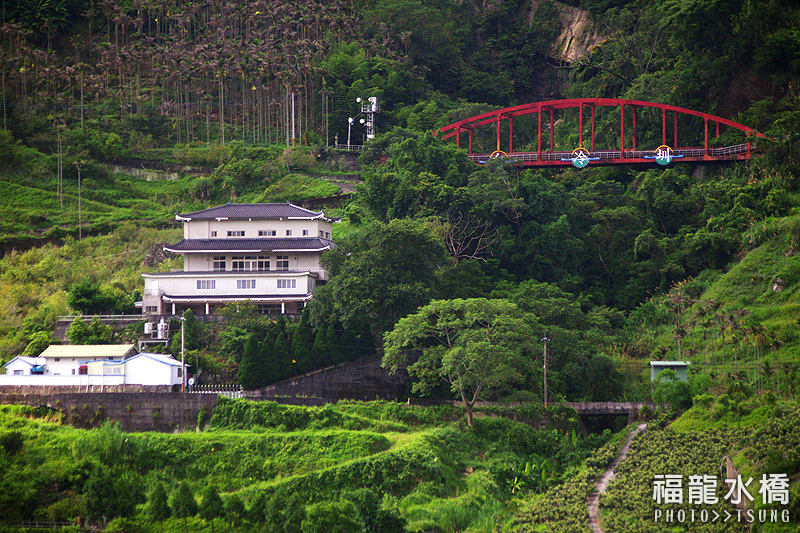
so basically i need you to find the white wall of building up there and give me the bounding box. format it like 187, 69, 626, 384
125, 354, 182, 386
144, 272, 314, 297
47, 356, 118, 376
4, 358, 44, 376
182, 252, 326, 279
185, 219, 332, 240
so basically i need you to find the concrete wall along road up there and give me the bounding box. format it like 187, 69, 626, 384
0, 388, 218, 432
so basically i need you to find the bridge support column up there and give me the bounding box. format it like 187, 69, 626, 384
508, 116, 513, 153
620, 104, 625, 154
632, 106, 637, 151
591, 105, 596, 151
496, 114, 501, 152
662, 108, 667, 146
537, 111, 542, 160
674, 112, 678, 148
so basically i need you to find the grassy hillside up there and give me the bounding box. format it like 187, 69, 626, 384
510, 404, 800, 533
0, 399, 614, 533
624, 210, 800, 399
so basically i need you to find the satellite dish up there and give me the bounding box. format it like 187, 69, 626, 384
356, 97, 362, 103
188, 377, 195, 387
359, 118, 365, 124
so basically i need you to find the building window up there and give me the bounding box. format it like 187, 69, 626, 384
197, 280, 216, 290
326, 232, 331, 239
319, 230, 325, 237
13, 369, 22, 375
227, 230, 245, 237
277, 279, 297, 289
259, 230, 277, 236
257, 303, 282, 315
302, 229, 309, 236
211, 231, 217, 237
286, 230, 292, 236
276, 255, 289, 270
237, 279, 256, 289
232, 256, 269, 271
79, 366, 88, 375
212, 256, 226, 271
145, 306, 158, 313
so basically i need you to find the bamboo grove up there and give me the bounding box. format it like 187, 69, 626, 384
1, 0, 365, 145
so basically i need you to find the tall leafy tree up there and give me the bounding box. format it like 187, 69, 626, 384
199, 485, 224, 533
224, 494, 246, 529
291, 309, 316, 373
83, 466, 115, 524
147, 483, 171, 533
238, 333, 266, 390
172, 481, 198, 533
383, 298, 536, 426
312, 218, 447, 346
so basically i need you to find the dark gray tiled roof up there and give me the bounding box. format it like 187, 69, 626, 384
176, 203, 327, 221
164, 237, 333, 253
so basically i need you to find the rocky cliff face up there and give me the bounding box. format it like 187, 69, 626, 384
532, 0, 604, 62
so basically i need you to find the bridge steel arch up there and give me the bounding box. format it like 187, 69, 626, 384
436, 98, 766, 167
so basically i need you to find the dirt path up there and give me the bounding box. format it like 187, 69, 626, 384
587, 423, 647, 533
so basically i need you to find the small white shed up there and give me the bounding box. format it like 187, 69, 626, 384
123, 352, 185, 386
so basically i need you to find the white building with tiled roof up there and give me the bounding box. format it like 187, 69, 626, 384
142, 202, 338, 317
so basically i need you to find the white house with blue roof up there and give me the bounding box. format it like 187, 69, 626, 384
142, 202, 337, 317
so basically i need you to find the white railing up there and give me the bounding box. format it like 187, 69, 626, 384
190, 384, 243, 398
334, 143, 363, 152
0, 374, 125, 387
58, 315, 143, 321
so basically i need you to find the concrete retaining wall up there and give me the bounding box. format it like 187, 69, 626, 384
247, 356, 408, 401
0, 389, 218, 432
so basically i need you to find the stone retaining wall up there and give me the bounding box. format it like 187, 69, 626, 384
0, 390, 218, 432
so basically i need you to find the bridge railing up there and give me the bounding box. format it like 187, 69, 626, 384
467, 143, 751, 164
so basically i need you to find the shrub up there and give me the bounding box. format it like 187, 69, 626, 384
693, 393, 715, 409
302, 500, 364, 533
0, 430, 24, 455
280, 148, 317, 170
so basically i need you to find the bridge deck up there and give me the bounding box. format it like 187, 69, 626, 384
563, 401, 661, 415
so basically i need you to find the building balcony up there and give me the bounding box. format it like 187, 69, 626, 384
142, 270, 318, 316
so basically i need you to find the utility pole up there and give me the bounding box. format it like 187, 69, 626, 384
180, 316, 186, 393
542, 334, 550, 407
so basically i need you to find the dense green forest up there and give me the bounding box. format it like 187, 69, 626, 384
1, 0, 800, 530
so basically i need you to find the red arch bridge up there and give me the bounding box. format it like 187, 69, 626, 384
436, 98, 766, 168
